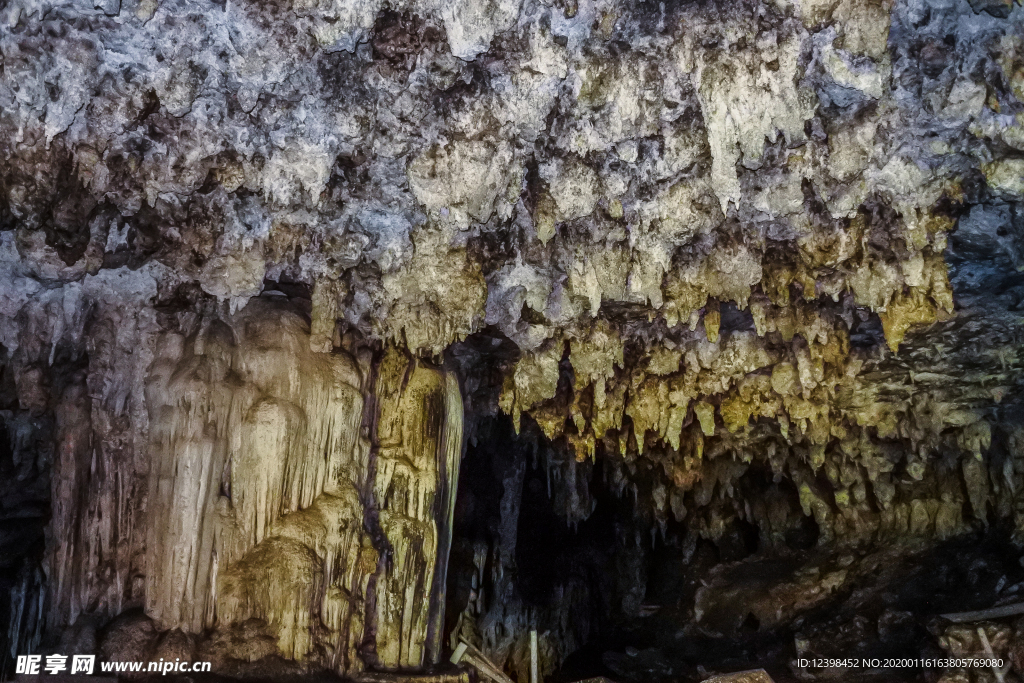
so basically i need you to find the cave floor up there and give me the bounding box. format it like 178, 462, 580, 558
553, 530, 1024, 683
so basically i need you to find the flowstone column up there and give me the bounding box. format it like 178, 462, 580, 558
144, 299, 373, 672
372, 344, 464, 670
142, 305, 464, 674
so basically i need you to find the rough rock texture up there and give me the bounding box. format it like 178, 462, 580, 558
5, 0, 1024, 675
1, 285, 464, 675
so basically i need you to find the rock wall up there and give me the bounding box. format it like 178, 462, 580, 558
0, 233, 163, 672
2, 286, 464, 676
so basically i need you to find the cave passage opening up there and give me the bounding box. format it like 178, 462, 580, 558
444, 412, 632, 681
440, 405, 832, 682
438, 327, 1024, 683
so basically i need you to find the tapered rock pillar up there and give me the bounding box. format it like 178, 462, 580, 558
372, 344, 464, 670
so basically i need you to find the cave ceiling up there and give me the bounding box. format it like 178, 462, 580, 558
6, 0, 1020, 466
4, 0, 1022, 438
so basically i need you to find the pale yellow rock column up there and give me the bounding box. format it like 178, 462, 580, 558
373, 344, 464, 670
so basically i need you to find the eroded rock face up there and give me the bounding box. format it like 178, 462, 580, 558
4, 0, 1024, 674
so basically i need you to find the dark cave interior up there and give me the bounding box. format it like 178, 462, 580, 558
444, 404, 1024, 683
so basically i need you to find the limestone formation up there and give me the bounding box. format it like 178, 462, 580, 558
4, 0, 1024, 676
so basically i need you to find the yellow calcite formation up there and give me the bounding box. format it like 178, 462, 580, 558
373, 345, 464, 669
491, 179, 993, 551
381, 230, 487, 357
499, 341, 564, 431
146, 299, 368, 664
143, 300, 463, 674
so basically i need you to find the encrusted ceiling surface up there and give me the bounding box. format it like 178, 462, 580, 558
4, 0, 1024, 427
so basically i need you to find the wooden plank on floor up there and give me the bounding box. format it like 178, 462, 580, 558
354, 672, 470, 683
703, 669, 775, 683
